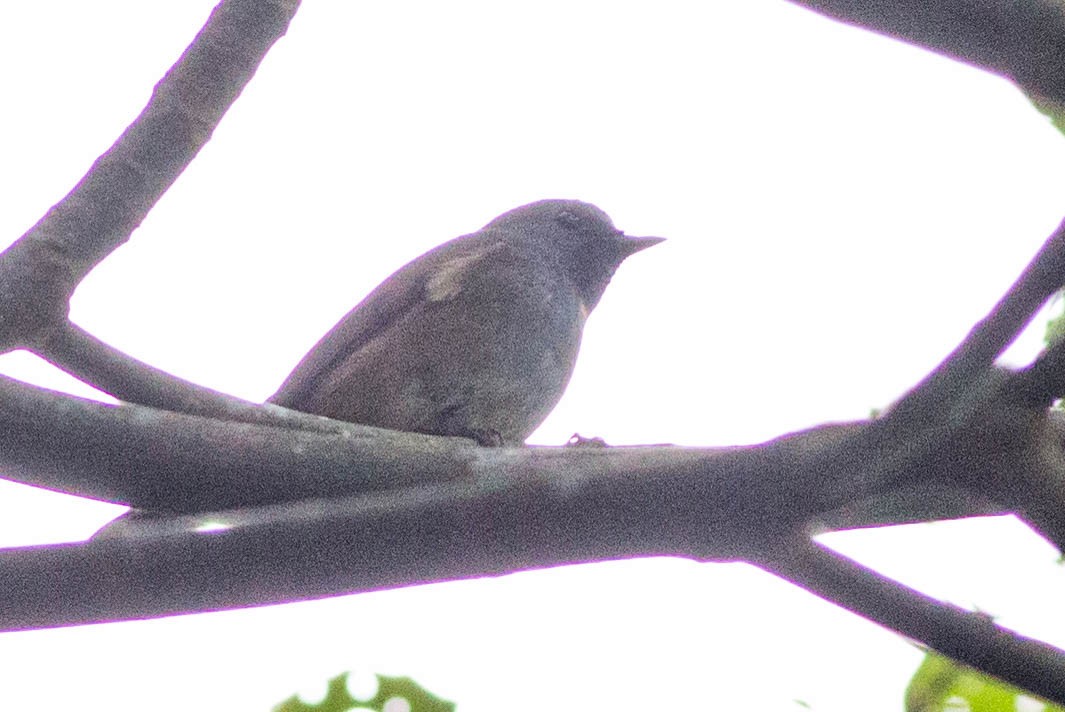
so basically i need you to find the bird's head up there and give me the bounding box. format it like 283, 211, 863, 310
484, 199, 664, 310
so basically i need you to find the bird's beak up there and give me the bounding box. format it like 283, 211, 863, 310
617, 234, 666, 256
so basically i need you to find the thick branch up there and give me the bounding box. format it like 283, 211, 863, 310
759, 538, 1065, 705
0, 484, 699, 632
0, 0, 300, 350
0, 374, 484, 512
917, 220, 1065, 406
851, 218, 1065, 548
885, 218, 1065, 443
0, 373, 1033, 531
787, 0, 1065, 103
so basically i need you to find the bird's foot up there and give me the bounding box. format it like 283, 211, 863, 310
566, 433, 608, 448
461, 428, 506, 447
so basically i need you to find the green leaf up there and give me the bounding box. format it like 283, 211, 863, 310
368, 675, 456, 712
1027, 90, 1065, 138
274, 672, 455, 712
1046, 292, 1065, 349
905, 650, 1061, 712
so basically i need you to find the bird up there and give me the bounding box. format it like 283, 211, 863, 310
269, 199, 663, 446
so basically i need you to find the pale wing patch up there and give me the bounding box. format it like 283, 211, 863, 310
578, 299, 590, 321
425, 242, 507, 302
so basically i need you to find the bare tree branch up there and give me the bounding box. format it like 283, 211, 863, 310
0, 370, 1045, 532
874, 216, 1065, 465
846, 218, 1065, 549
0, 373, 479, 511
0, 481, 705, 632
0, 453, 1011, 634
41, 322, 431, 437
910, 218, 1065, 410
786, 0, 1065, 104
1, 0, 1065, 701
0, 0, 300, 352
759, 538, 1065, 705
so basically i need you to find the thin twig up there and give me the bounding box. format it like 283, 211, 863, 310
897, 218, 1065, 418
758, 537, 1065, 705
787, 0, 1065, 103
40, 321, 413, 436
0, 0, 301, 351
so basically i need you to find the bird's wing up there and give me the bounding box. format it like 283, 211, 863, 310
268, 231, 508, 409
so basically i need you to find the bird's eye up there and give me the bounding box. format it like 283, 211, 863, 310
556, 211, 581, 230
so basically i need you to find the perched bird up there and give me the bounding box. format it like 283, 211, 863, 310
270, 199, 663, 445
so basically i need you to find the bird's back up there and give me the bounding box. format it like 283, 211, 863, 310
269, 227, 584, 443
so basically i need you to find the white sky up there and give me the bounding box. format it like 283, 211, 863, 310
2, 1, 1065, 710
